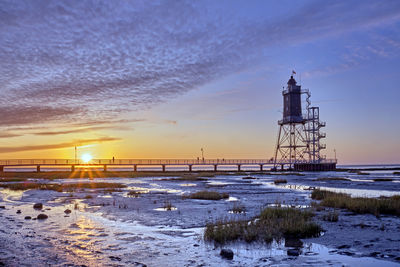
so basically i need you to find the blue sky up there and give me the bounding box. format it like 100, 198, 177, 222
0, 0, 399, 164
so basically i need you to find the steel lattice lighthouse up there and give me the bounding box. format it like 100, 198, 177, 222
273, 74, 337, 171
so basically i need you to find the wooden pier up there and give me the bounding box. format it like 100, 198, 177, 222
0, 158, 336, 172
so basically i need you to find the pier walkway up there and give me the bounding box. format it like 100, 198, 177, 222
0, 158, 336, 172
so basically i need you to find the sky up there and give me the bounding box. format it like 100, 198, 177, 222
0, 0, 400, 164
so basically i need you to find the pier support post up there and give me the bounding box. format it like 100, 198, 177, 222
189, 165, 192, 172
134, 165, 137, 172
281, 164, 284, 170
36, 165, 41, 172
238, 164, 241, 172
260, 164, 263, 171
0, 166, 3, 172
214, 165, 217, 172
162, 165, 166, 172
71, 165, 75, 172
104, 165, 107, 172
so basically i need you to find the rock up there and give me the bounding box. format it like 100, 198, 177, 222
64, 209, 72, 214
338, 244, 351, 249
24, 216, 31, 220
285, 238, 303, 248
133, 262, 147, 267
33, 203, 43, 210
220, 249, 234, 260
369, 252, 380, 257
16, 210, 21, 214
287, 249, 300, 256
109, 256, 122, 261
37, 214, 48, 220
193, 244, 200, 247
0, 206, 5, 209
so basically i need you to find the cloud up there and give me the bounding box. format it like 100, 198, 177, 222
32, 125, 131, 136
0, 132, 22, 138
0, 136, 121, 153
0, 0, 399, 127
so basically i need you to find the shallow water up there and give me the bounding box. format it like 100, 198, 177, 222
1, 169, 400, 266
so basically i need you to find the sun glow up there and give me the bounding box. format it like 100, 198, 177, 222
81, 153, 93, 163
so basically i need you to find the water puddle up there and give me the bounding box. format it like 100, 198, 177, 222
179, 183, 197, 187
268, 183, 400, 198
226, 196, 238, 201
154, 207, 178, 211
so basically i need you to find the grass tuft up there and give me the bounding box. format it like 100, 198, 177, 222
311, 189, 400, 216
274, 179, 287, 184
204, 207, 321, 244
163, 201, 173, 211
231, 203, 246, 214
185, 190, 229, 200
127, 190, 141, 197
322, 211, 339, 222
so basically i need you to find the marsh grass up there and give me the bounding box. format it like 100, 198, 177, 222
322, 211, 339, 222
0, 178, 29, 182
266, 172, 305, 176
185, 190, 229, 200
372, 178, 393, 182
127, 190, 141, 197
204, 207, 321, 244
311, 189, 400, 216
314, 177, 351, 181
0, 182, 126, 192
274, 179, 287, 184
231, 203, 246, 214
163, 200, 173, 211
242, 176, 256, 180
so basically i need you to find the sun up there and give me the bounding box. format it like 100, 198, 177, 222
81, 153, 93, 163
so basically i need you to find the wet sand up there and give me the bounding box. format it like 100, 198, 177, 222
0, 171, 400, 266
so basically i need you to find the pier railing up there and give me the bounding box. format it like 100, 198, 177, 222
0, 159, 278, 166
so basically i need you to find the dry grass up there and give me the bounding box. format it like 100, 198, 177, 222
185, 190, 229, 200
311, 189, 400, 216
0, 181, 126, 192
274, 179, 287, 184
204, 207, 321, 244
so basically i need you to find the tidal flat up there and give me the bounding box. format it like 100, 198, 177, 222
0, 170, 399, 266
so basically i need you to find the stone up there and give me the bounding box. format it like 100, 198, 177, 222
64, 209, 72, 214
285, 238, 303, 248
220, 249, 234, 260
287, 249, 300, 256
109, 256, 122, 261
33, 203, 43, 210
16, 210, 21, 214
338, 244, 351, 249
37, 214, 48, 220
24, 216, 31, 220
133, 262, 147, 267
0, 206, 5, 209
